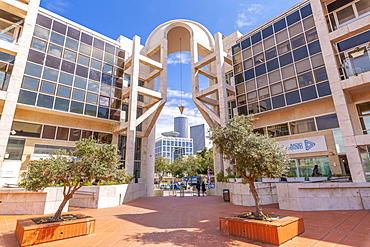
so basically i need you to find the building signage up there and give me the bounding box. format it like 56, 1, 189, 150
279, 136, 327, 154
1, 161, 22, 178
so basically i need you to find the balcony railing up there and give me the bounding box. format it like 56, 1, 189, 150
338, 45, 370, 79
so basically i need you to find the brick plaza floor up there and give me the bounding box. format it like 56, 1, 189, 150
1, 195, 369, 246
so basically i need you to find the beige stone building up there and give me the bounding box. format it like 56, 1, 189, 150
0, 0, 369, 203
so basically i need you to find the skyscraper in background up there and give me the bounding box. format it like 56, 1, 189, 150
174, 117, 189, 138
190, 124, 205, 154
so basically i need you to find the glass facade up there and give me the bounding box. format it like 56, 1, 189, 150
155, 136, 193, 162
232, 4, 332, 115
18, 13, 125, 121
287, 157, 331, 178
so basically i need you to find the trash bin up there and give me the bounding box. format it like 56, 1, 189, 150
223, 189, 230, 202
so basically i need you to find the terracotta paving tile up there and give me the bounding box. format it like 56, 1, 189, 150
2, 196, 370, 246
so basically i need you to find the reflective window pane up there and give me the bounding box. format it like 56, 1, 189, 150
290, 118, 316, 134
37, 93, 54, 108
40, 81, 55, 94
42, 125, 56, 139
18, 89, 37, 105
316, 114, 339, 130
54, 97, 69, 111
56, 127, 69, 140
22, 77, 39, 91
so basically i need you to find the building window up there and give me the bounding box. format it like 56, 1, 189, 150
5, 138, 25, 160
11, 121, 41, 138
290, 118, 316, 134
267, 123, 289, 137
316, 114, 339, 130
357, 102, 370, 134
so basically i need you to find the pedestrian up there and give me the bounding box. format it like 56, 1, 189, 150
196, 181, 201, 197
312, 165, 322, 177
201, 181, 206, 196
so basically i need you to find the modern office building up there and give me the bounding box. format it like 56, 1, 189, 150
155, 131, 193, 162
174, 116, 189, 138
190, 124, 205, 154
231, 0, 370, 183
1, 0, 370, 203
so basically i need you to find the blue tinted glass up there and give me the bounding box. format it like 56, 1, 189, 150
85, 104, 97, 116
259, 99, 271, 112
234, 73, 244, 84
315, 68, 328, 82
98, 107, 109, 118
50, 32, 65, 46
89, 69, 101, 81
265, 48, 276, 61
40, 81, 55, 94
22, 77, 39, 91
232, 44, 241, 55
74, 77, 87, 89
293, 46, 308, 61
59, 72, 73, 86
337, 30, 370, 52
300, 85, 317, 101
70, 101, 84, 114
274, 18, 286, 33
28, 50, 45, 65
42, 68, 58, 82
45, 55, 61, 69
76, 65, 89, 78
244, 69, 255, 81
37, 94, 54, 108
57, 85, 70, 98
286, 90, 301, 105
262, 26, 273, 38
25, 62, 42, 78
102, 73, 112, 85
279, 52, 293, 67
308, 41, 321, 55
251, 32, 262, 44
317, 81, 331, 97
54, 97, 69, 111
267, 58, 279, 72
287, 10, 300, 26
300, 4, 312, 19
272, 95, 286, 108
241, 38, 251, 50
255, 64, 266, 77
18, 90, 36, 105
61, 60, 75, 74
316, 114, 339, 130
72, 89, 85, 101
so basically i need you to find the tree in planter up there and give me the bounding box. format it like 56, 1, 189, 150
19, 138, 132, 221
209, 115, 289, 219
154, 156, 170, 187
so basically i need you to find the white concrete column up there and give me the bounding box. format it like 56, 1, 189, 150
0, 0, 40, 172
125, 35, 141, 176
310, 0, 366, 182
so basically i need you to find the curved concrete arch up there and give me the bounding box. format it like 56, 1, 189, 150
145, 19, 215, 55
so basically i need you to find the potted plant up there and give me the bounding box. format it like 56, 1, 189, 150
350, 47, 364, 58
15, 139, 131, 246
210, 115, 304, 245
286, 174, 305, 182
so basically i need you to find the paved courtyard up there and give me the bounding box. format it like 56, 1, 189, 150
1, 195, 369, 246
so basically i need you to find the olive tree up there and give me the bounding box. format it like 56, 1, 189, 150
19, 138, 132, 220
209, 115, 289, 219
154, 156, 170, 186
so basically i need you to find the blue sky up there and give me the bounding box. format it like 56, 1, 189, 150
40, 0, 302, 140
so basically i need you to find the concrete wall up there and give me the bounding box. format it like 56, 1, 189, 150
216, 182, 278, 206
0, 187, 68, 215
277, 183, 370, 211
69, 183, 146, 209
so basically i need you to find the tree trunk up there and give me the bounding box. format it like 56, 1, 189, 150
53, 195, 71, 220
247, 177, 264, 220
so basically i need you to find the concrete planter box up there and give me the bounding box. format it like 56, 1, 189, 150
15, 213, 95, 246
70, 183, 146, 209
220, 212, 304, 245
309, 177, 327, 182
235, 178, 243, 183
0, 187, 68, 215
262, 178, 280, 183
287, 177, 305, 182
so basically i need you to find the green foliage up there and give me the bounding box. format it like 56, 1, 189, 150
19, 138, 132, 220
155, 156, 170, 174
209, 115, 289, 180
209, 115, 289, 219
216, 170, 227, 182
195, 147, 214, 174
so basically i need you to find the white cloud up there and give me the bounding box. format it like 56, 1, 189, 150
167, 89, 192, 99
235, 4, 264, 29
167, 53, 190, 65
42, 0, 71, 14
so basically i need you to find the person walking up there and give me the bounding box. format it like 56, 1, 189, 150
201, 181, 207, 196
312, 165, 322, 177
196, 181, 201, 197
